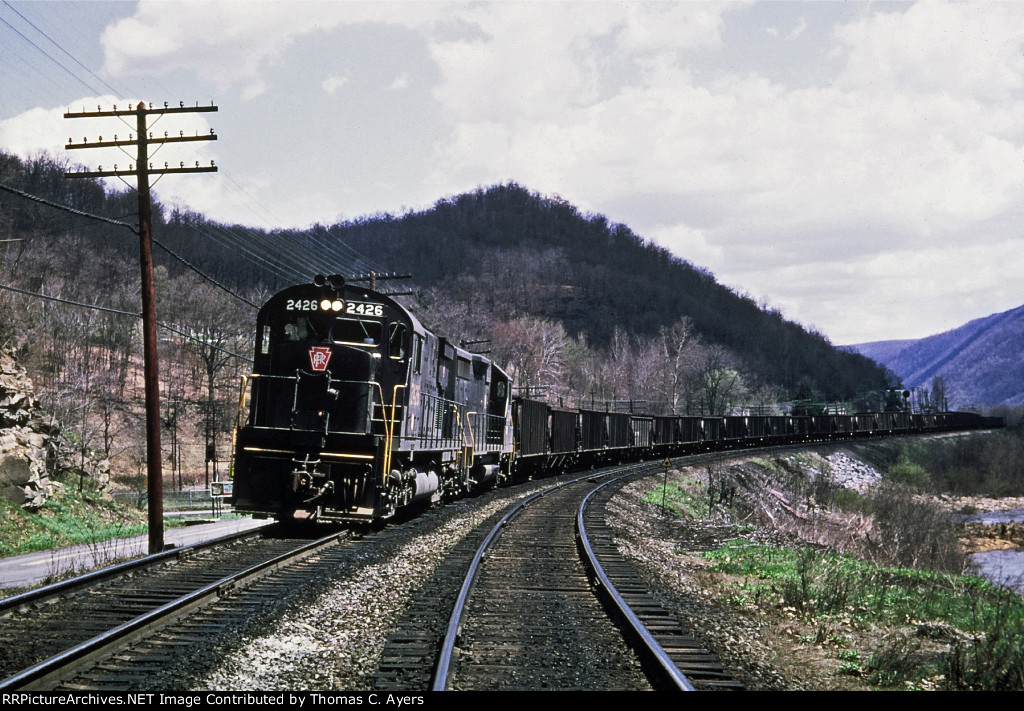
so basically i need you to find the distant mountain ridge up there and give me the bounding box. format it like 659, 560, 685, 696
849, 303, 1024, 409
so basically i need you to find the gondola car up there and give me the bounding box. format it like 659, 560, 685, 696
231, 275, 513, 523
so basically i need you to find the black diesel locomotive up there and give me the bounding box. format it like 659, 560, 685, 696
230, 276, 1000, 524
231, 275, 513, 523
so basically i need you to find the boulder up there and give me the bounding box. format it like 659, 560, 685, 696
0, 348, 52, 510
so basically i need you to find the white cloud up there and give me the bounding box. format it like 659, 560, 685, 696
745, 236, 1024, 345
322, 74, 349, 95
786, 17, 807, 41
834, 1, 1024, 101
385, 74, 409, 92
427, 2, 1024, 267
99, 1, 447, 89
0, 105, 74, 160
6, 1, 1024, 343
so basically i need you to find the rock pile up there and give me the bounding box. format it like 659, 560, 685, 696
0, 347, 55, 510
824, 451, 881, 493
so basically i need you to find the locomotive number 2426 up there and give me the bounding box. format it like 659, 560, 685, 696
285, 299, 384, 317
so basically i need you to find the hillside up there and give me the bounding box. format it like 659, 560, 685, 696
1, 154, 891, 403
849, 303, 1024, 409
850, 339, 917, 367
299, 183, 891, 400
2, 154, 893, 430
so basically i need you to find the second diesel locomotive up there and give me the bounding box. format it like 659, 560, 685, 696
231, 276, 1001, 524
231, 275, 513, 523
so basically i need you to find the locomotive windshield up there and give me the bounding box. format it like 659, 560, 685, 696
331, 317, 382, 346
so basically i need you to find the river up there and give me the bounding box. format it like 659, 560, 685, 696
963, 508, 1024, 595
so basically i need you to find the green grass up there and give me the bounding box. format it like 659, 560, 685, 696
0, 474, 182, 557
643, 478, 709, 518
886, 454, 930, 488
751, 457, 786, 475
700, 540, 1024, 689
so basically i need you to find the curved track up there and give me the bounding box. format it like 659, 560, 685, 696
578, 467, 743, 690
434, 470, 654, 690
419, 462, 742, 691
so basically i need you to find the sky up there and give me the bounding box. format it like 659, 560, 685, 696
1, 0, 1023, 346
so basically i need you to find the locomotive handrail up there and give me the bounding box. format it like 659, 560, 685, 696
465, 411, 477, 452
229, 374, 251, 478
246, 370, 380, 436
452, 403, 469, 474
248, 371, 375, 386
365, 381, 406, 485
466, 411, 508, 452
384, 384, 406, 485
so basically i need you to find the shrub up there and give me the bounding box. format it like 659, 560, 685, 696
868, 483, 966, 573
886, 454, 929, 488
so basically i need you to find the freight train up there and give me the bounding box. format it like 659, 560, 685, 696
229, 276, 1000, 524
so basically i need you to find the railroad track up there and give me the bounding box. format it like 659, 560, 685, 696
3, 457, 752, 691
379, 462, 742, 691
0, 526, 351, 691
578, 469, 743, 690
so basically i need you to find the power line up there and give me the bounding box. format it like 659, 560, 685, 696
0, 9, 100, 97
0, 281, 138, 318
2, 1, 124, 99
0, 281, 253, 364
0, 8, 386, 283
0, 180, 258, 308
150, 235, 259, 309
0, 180, 137, 232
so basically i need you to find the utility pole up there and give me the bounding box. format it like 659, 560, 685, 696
65, 100, 218, 554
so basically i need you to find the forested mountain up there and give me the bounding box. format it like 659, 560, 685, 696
850, 304, 1024, 409
0, 150, 905, 486
1, 154, 890, 409
299, 183, 890, 400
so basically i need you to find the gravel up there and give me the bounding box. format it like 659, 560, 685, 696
153, 483, 554, 691
132, 448, 958, 692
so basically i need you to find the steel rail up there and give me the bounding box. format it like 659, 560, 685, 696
577, 464, 697, 691
431, 453, 741, 692
0, 530, 345, 691
0, 524, 271, 613
430, 465, 636, 691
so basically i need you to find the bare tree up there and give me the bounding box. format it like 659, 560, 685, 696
168, 274, 251, 486
688, 344, 748, 415
931, 376, 949, 412
651, 317, 697, 414
490, 316, 569, 400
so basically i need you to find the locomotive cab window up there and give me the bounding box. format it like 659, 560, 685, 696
261, 325, 271, 354
331, 317, 382, 347
283, 319, 311, 342
388, 322, 407, 360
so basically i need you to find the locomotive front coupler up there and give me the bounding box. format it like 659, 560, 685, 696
291, 453, 327, 494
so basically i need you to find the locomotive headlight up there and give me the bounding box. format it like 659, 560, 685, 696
320, 299, 332, 311
331, 300, 343, 311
